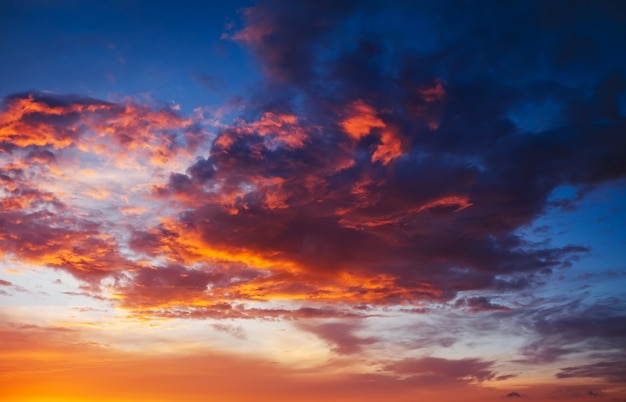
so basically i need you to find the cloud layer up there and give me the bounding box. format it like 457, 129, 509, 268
1, 0, 626, 317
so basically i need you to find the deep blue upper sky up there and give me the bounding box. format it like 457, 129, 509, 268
1, 0, 257, 111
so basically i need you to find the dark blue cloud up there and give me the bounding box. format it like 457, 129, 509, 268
152, 0, 626, 305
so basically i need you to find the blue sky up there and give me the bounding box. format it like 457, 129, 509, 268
1, 0, 258, 111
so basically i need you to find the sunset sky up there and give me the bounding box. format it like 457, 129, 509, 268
1, 1, 626, 401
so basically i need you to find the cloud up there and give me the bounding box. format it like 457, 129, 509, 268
384, 356, 496, 384
229, 0, 364, 84
0, 92, 199, 165
0, 278, 27, 295
515, 298, 626, 366
0, 91, 206, 287
161, 0, 626, 312
0, 200, 133, 282
212, 323, 247, 340
504, 391, 526, 398
339, 100, 405, 164
496, 374, 517, 381
557, 361, 626, 384
454, 296, 512, 312
297, 320, 378, 355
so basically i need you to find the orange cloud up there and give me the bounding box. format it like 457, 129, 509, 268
340, 101, 386, 140
0, 94, 111, 149
0, 93, 197, 168
0, 92, 206, 287
246, 112, 309, 149
340, 100, 404, 164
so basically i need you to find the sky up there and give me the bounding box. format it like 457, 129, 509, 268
1, 0, 626, 401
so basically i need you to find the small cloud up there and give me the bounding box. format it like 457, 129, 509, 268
454, 296, 511, 312
504, 391, 527, 398
385, 356, 496, 383
212, 323, 247, 340
496, 374, 517, 381
297, 320, 377, 355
